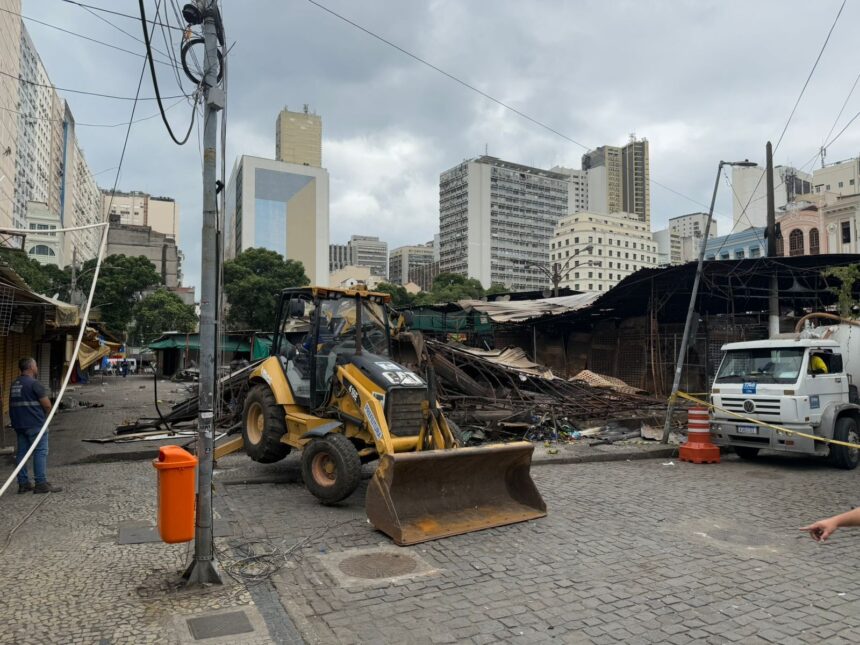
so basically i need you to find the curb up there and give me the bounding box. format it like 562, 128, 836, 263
531, 446, 678, 467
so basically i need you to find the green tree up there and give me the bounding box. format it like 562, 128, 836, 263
426, 272, 486, 303
0, 249, 68, 296
76, 254, 163, 334
132, 288, 197, 345
375, 282, 415, 307
485, 283, 508, 296
224, 247, 309, 330
822, 264, 860, 317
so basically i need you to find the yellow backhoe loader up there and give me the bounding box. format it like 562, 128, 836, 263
241, 286, 546, 545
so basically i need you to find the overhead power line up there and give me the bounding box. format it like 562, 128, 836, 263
0, 99, 185, 128
137, 0, 196, 145
714, 0, 846, 256
0, 69, 185, 101
0, 5, 175, 68
62, 0, 184, 31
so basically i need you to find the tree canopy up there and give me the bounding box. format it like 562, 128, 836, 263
132, 288, 197, 345
77, 254, 163, 334
822, 265, 860, 317
0, 249, 68, 297
223, 247, 309, 330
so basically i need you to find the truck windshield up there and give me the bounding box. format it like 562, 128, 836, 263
715, 347, 805, 384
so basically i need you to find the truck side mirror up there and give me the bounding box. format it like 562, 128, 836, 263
831, 355, 844, 373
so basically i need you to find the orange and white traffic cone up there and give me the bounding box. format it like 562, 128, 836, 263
679, 407, 720, 464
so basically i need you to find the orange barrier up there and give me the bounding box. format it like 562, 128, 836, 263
153, 445, 197, 543
679, 407, 720, 464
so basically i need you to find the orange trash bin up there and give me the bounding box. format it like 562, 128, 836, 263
153, 445, 197, 543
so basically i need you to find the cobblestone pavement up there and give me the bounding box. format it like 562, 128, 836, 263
4, 377, 860, 643
221, 452, 860, 644
0, 377, 277, 644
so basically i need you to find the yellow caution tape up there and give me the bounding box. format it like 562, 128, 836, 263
672, 390, 860, 451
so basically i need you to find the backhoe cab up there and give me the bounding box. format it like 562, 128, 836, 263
242, 286, 546, 545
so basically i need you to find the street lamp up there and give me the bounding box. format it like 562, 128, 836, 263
660, 159, 757, 443
519, 244, 595, 297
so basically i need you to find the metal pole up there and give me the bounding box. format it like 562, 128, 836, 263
70, 247, 77, 306
552, 262, 560, 298
661, 162, 724, 443
183, 0, 222, 586
766, 141, 780, 336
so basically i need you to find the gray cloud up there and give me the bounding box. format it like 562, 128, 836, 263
24, 0, 859, 290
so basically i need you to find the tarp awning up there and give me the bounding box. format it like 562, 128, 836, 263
148, 333, 273, 358
456, 292, 601, 323
78, 343, 110, 370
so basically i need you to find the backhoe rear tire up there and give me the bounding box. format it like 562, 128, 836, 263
301, 433, 362, 504
829, 416, 860, 470
242, 384, 290, 464
734, 446, 760, 460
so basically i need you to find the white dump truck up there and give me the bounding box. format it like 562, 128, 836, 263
709, 313, 860, 469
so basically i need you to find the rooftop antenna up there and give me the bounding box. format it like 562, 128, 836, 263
484, 142, 488, 155
303, 103, 309, 114
820, 146, 826, 168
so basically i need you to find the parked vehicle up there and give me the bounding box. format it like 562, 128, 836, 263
710, 313, 860, 469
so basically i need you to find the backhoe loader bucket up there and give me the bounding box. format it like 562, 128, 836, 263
365, 442, 546, 546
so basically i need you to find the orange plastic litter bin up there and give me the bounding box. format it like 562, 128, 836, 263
153, 445, 197, 543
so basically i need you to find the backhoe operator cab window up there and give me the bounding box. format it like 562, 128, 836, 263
280, 295, 316, 402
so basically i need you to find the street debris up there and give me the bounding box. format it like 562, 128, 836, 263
420, 339, 665, 444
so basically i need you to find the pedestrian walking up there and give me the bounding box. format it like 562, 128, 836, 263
121, 358, 129, 378
11, 358, 61, 494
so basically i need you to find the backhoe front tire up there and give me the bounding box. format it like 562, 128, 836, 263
829, 416, 860, 470
301, 433, 362, 504
242, 384, 290, 463
734, 446, 760, 460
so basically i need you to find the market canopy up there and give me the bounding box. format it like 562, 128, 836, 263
147, 333, 272, 359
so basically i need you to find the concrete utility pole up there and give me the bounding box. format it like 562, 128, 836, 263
766, 141, 780, 337
661, 159, 757, 443
183, 0, 223, 587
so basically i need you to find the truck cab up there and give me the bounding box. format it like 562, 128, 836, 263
710, 337, 860, 468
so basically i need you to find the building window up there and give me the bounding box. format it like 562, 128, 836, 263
735, 249, 745, 259
588, 272, 593, 278
575, 284, 579, 290
750, 247, 761, 258
851, 179, 855, 186
574, 237, 579, 244
565, 238, 570, 246
29, 245, 55, 257
574, 272, 579, 279
720, 251, 730, 260
842, 221, 852, 244
775, 233, 784, 256
565, 250, 570, 257
788, 229, 804, 256
598, 284, 603, 290
839, 181, 844, 188
809, 228, 820, 255
589, 284, 593, 290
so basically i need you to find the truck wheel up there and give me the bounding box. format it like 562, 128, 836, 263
829, 417, 860, 470
734, 446, 760, 460
301, 433, 362, 504
242, 384, 290, 463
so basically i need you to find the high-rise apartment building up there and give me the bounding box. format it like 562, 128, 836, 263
389, 242, 435, 285
101, 190, 180, 243
347, 235, 388, 278
439, 156, 568, 291
275, 105, 322, 167
550, 166, 589, 214
553, 211, 657, 293
329, 243, 352, 272
582, 146, 623, 215
582, 137, 651, 223
668, 212, 717, 239
731, 164, 812, 228
224, 155, 330, 284
0, 0, 21, 231
6, 20, 102, 265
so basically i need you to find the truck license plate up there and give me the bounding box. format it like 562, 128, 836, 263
736, 424, 758, 435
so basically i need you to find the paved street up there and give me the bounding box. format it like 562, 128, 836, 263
2, 377, 860, 643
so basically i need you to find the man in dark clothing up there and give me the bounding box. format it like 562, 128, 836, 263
11, 357, 61, 494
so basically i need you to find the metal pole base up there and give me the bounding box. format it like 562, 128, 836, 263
182, 558, 223, 587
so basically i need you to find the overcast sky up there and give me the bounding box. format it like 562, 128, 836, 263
22, 0, 860, 290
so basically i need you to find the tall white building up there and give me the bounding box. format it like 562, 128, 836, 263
224, 155, 329, 284
731, 164, 812, 229
347, 235, 388, 278
552, 211, 657, 293
582, 137, 650, 224
550, 166, 589, 214
439, 156, 568, 291
4, 16, 102, 265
